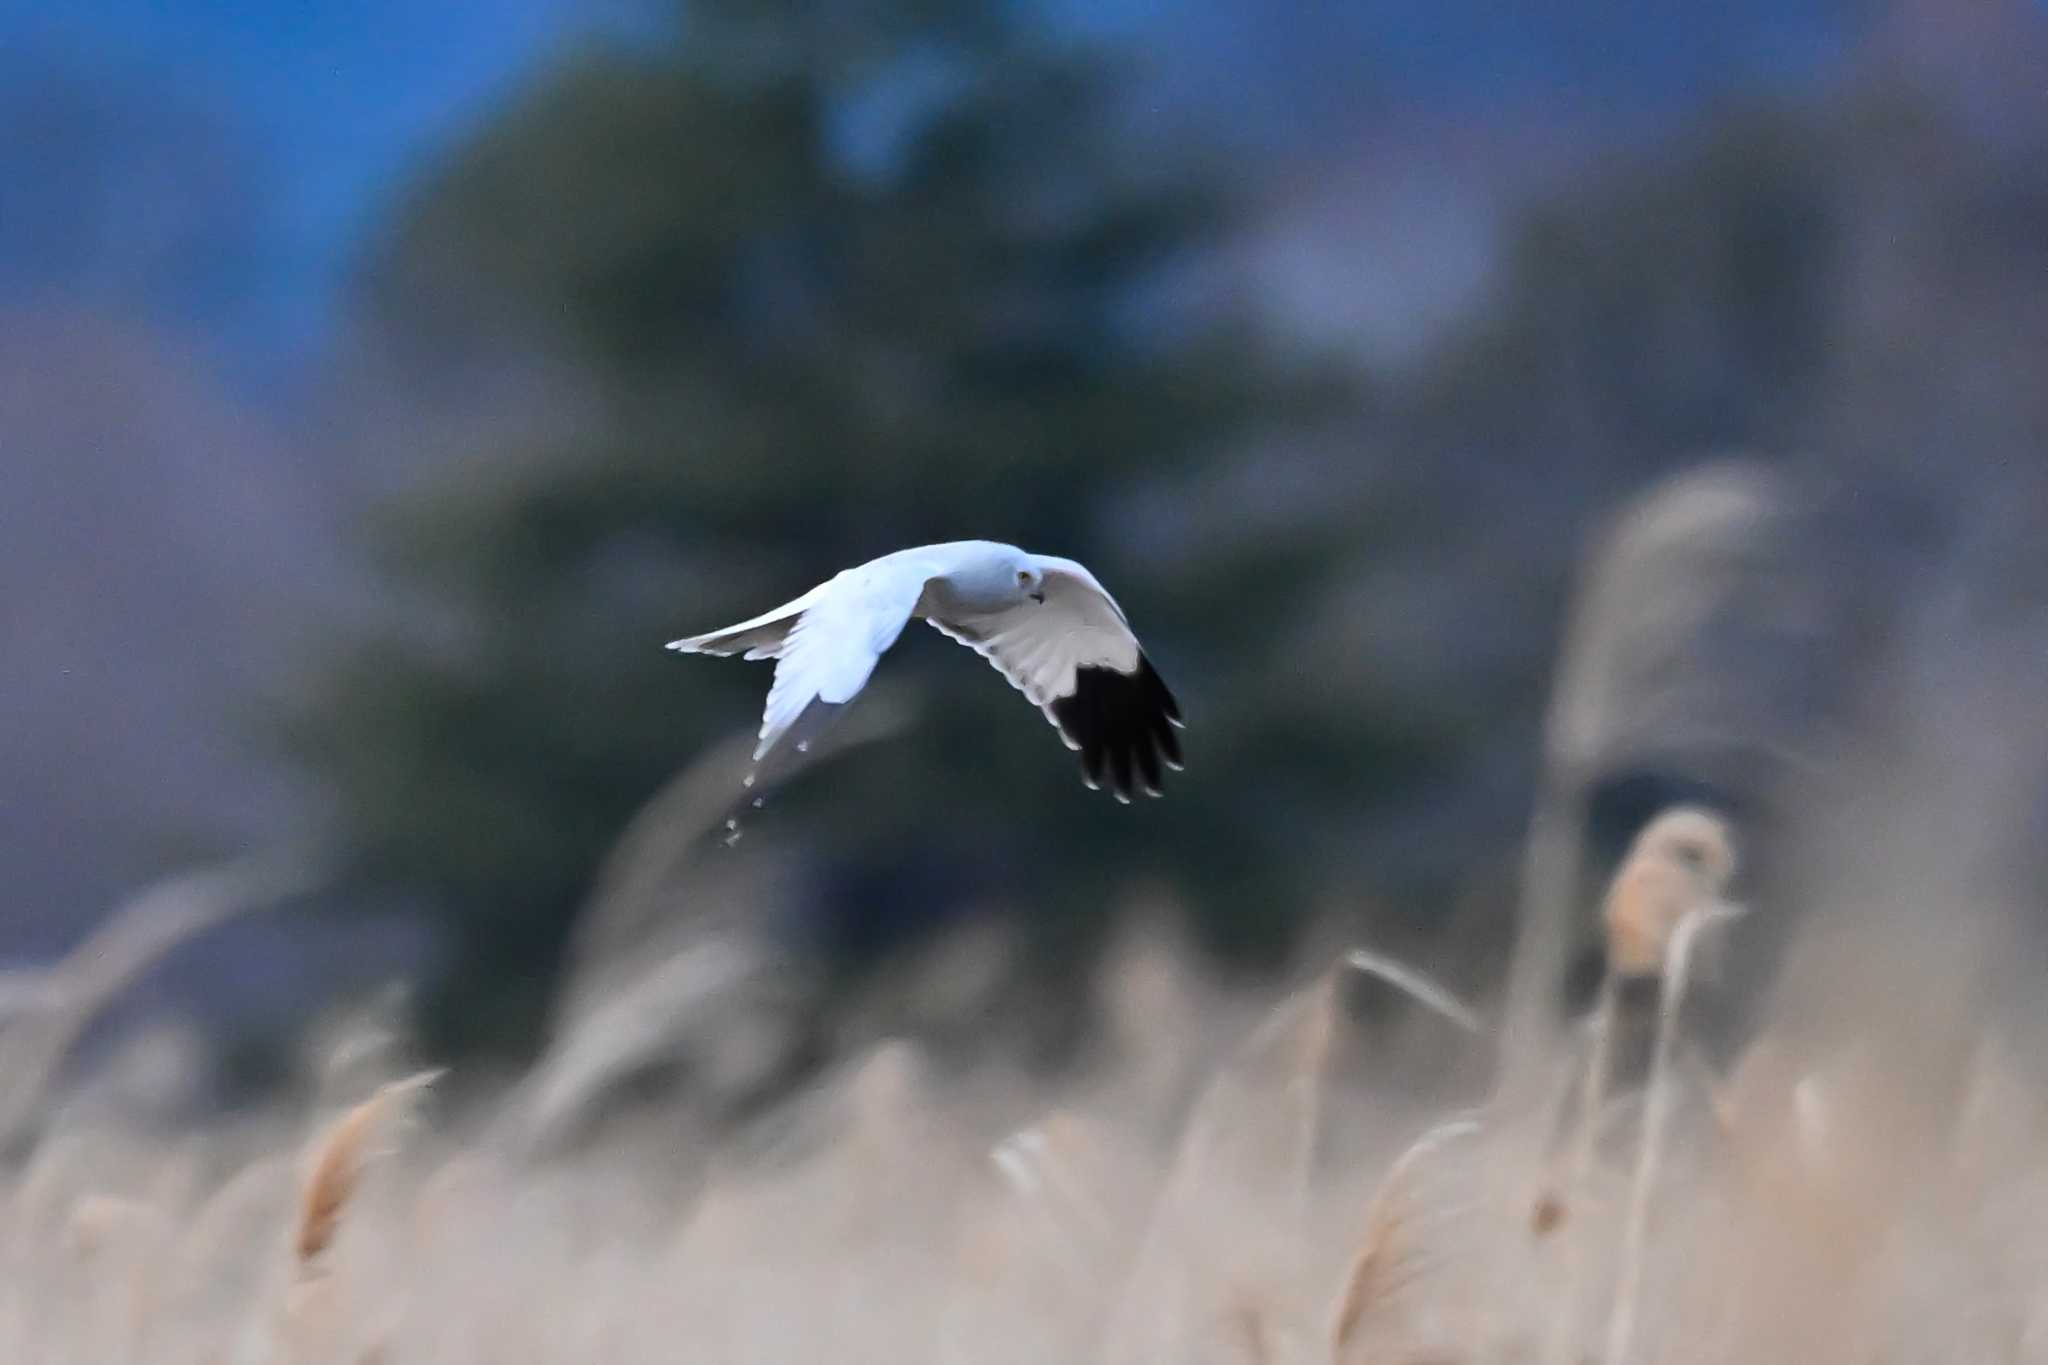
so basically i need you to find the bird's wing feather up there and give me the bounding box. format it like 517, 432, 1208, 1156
751, 563, 928, 761
929, 558, 1183, 801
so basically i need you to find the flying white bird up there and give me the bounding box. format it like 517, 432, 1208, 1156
667, 541, 1183, 802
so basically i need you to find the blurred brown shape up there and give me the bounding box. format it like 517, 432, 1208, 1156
1601, 808, 1737, 978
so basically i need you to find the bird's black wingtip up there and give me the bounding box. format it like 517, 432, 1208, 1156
1049, 655, 1183, 802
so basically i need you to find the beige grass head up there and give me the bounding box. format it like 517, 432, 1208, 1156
1603, 807, 1738, 977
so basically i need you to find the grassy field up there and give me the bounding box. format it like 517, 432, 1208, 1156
3, 859, 2041, 1365
8, 466, 2042, 1362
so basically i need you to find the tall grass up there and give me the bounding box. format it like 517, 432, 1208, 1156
7, 464, 2043, 1361
2, 886, 2042, 1364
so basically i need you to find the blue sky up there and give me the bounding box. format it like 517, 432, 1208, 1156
0, 0, 1858, 385
1, 0, 613, 377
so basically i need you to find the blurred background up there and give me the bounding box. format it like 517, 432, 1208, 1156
7, 0, 2048, 1117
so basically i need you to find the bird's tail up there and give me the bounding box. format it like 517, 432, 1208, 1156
667, 600, 809, 660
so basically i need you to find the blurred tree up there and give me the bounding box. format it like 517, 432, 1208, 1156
289, 0, 1382, 1058
283, 3, 2027, 1074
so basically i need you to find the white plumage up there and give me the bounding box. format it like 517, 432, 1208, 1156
667, 540, 1183, 801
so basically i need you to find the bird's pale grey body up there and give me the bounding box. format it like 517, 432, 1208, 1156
667, 540, 1182, 801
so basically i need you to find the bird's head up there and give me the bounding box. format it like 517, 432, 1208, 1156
943, 549, 1045, 612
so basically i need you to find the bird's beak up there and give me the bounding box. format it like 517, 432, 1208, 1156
1029, 590, 1046, 604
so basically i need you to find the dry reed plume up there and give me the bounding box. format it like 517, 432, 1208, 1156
0, 895, 2041, 1365
293, 1071, 442, 1272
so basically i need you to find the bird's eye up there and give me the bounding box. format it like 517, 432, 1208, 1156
1017, 570, 1031, 585
1674, 842, 1706, 867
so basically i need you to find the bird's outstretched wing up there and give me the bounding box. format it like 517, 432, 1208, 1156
671, 563, 929, 763
928, 556, 1183, 801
